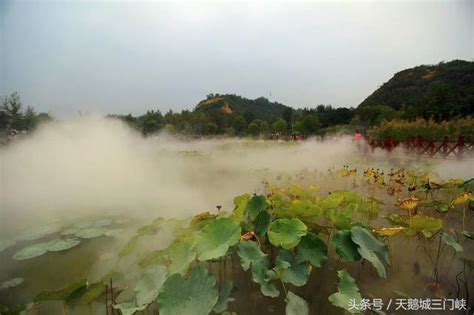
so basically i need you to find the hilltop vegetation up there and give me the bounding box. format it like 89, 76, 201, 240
359, 60, 474, 121
195, 94, 291, 122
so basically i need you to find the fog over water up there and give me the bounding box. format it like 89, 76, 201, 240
1, 117, 472, 236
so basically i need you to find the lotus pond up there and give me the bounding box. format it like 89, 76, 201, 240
1, 149, 473, 315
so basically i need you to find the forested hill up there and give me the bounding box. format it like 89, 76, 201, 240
358, 60, 474, 119
194, 94, 292, 122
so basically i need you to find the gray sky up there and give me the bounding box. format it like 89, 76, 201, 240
1, 0, 472, 116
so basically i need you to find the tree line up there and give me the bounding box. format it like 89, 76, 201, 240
0, 92, 53, 136
1, 91, 471, 139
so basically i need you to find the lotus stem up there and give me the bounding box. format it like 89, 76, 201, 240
280, 279, 288, 297
105, 284, 109, 315
462, 204, 466, 231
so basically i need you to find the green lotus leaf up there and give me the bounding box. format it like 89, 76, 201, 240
286, 291, 309, 315
463, 231, 474, 239
190, 212, 218, 231
34, 279, 88, 301
287, 200, 323, 219
260, 282, 280, 298
461, 178, 474, 187
16, 224, 62, 241
157, 267, 218, 315
276, 250, 310, 287
358, 246, 387, 278
441, 232, 463, 252
61, 227, 81, 236
237, 241, 279, 297
387, 214, 409, 227
13, 242, 50, 260
230, 194, 250, 222
246, 195, 267, 221
168, 238, 196, 275
74, 226, 108, 239
351, 226, 389, 278
296, 232, 328, 267
135, 265, 167, 306
0, 240, 15, 253
195, 218, 241, 261
356, 201, 380, 220
250, 255, 271, 283
0, 278, 24, 290
113, 302, 147, 315
213, 280, 234, 313
136, 218, 164, 236
254, 210, 272, 237
0, 303, 27, 314
332, 230, 361, 262
138, 250, 168, 269
326, 208, 352, 230
119, 235, 140, 258
268, 218, 307, 250
46, 238, 81, 252
287, 185, 311, 199
407, 215, 443, 238
341, 191, 362, 203
67, 282, 106, 305
350, 227, 389, 263
436, 202, 449, 213
237, 240, 266, 271
322, 194, 344, 210
328, 270, 362, 314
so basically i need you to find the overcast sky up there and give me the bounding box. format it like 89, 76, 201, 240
0, 0, 472, 116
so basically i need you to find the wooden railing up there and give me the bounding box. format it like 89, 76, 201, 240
365, 136, 474, 159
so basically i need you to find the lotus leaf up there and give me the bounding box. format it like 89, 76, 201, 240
332, 230, 361, 262
407, 215, 443, 238
276, 250, 310, 286
16, 224, 62, 241
113, 302, 147, 315
0, 278, 24, 290
441, 233, 463, 252
351, 226, 389, 278
67, 282, 106, 305
168, 237, 196, 275
254, 210, 272, 236
135, 265, 167, 306
230, 194, 250, 222
157, 267, 218, 315
74, 226, 108, 239
46, 238, 81, 252
0, 240, 15, 253
268, 218, 307, 250
296, 232, 328, 267
195, 218, 240, 261
13, 242, 50, 260
34, 279, 88, 301
328, 270, 362, 314
246, 195, 267, 221
286, 291, 309, 315
213, 280, 234, 313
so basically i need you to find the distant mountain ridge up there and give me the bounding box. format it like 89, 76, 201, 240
358, 60, 474, 117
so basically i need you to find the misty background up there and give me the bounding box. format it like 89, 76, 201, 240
1, 0, 472, 117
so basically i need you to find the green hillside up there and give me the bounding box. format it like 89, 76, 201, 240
194, 94, 292, 122
358, 60, 474, 120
